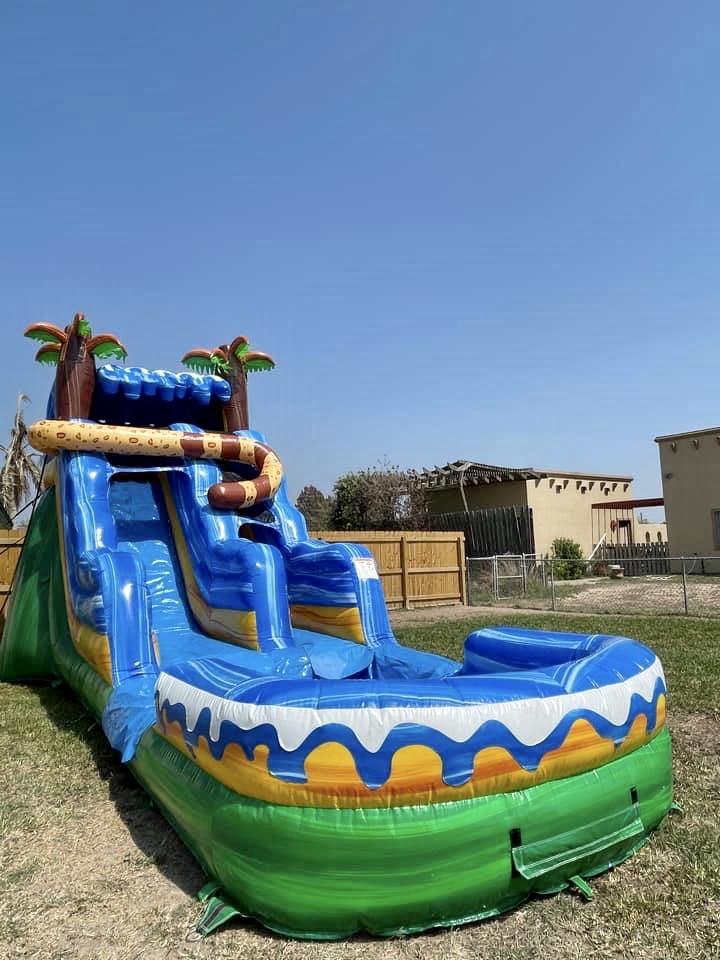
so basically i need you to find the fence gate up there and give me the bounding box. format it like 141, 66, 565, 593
492, 553, 532, 600
467, 554, 546, 604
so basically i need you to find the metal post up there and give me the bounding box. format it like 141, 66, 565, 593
550, 557, 556, 610
399, 535, 410, 610
466, 557, 472, 607
521, 553, 527, 595
681, 557, 688, 615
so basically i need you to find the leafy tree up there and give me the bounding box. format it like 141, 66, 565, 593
25, 313, 127, 419
181, 335, 275, 432
295, 485, 335, 531
331, 471, 374, 530
330, 462, 429, 531
0, 395, 41, 522
551, 537, 585, 580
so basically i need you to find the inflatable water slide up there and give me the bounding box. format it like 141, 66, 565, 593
0, 315, 673, 938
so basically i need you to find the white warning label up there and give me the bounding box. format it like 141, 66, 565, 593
353, 557, 379, 580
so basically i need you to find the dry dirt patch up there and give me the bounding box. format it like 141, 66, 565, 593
556, 578, 720, 616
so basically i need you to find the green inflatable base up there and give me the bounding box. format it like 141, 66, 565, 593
0, 489, 674, 939
129, 727, 672, 939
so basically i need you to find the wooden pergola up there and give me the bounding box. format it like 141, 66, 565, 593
591, 497, 664, 546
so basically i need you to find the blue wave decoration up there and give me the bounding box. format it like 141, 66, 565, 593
157, 675, 666, 789
91, 366, 231, 430
96, 365, 231, 404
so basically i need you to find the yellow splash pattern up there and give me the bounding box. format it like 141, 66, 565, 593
159, 476, 259, 649
156, 693, 666, 809
70, 618, 113, 686
55, 499, 113, 686
291, 603, 365, 644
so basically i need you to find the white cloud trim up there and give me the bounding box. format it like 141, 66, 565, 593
156, 658, 665, 754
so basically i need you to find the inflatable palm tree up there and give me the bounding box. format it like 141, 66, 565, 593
24, 313, 127, 419
181, 336, 275, 432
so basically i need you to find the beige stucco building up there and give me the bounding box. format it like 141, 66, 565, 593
634, 514, 668, 545
656, 426, 720, 571
421, 461, 639, 557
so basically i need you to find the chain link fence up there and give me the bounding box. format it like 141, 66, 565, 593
467, 553, 720, 617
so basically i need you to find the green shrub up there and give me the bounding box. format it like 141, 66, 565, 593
551, 538, 585, 580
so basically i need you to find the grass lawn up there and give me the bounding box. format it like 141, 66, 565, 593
1, 611, 719, 959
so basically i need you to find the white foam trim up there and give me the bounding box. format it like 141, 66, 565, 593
155, 658, 665, 754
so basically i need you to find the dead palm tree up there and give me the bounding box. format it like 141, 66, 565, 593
0, 395, 42, 522
24, 312, 127, 419
181, 335, 275, 431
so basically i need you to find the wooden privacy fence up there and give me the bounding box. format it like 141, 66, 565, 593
432, 506, 535, 557
0, 529, 26, 593
598, 541, 670, 576
0, 527, 467, 609
310, 530, 467, 609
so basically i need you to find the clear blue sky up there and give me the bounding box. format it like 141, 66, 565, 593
2, 2, 719, 508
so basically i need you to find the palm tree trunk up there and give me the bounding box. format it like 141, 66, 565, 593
221, 355, 250, 432
55, 328, 96, 419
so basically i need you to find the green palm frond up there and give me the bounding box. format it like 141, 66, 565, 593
91, 342, 126, 360
24, 323, 66, 345
210, 355, 231, 374
75, 314, 92, 338
230, 336, 250, 359
184, 359, 216, 374
244, 351, 275, 373
88, 334, 128, 361
182, 349, 218, 375
35, 343, 62, 365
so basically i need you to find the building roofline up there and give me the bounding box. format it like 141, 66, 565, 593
655, 426, 720, 442
416, 460, 633, 487
533, 469, 634, 482
591, 497, 664, 510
